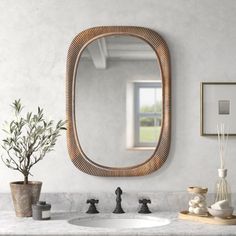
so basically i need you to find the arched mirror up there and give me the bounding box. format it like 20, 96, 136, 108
66, 26, 171, 176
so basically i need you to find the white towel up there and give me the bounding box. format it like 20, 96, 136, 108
211, 200, 229, 210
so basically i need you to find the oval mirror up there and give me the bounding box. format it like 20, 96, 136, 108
66, 27, 171, 176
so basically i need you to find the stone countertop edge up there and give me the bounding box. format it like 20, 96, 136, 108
0, 211, 236, 236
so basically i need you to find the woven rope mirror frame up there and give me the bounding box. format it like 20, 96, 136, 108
66, 26, 171, 176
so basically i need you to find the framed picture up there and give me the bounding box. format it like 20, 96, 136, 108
201, 82, 236, 136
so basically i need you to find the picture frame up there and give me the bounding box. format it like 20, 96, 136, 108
201, 82, 236, 136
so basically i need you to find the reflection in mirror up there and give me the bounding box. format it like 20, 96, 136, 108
134, 83, 162, 147
75, 35, 162, 168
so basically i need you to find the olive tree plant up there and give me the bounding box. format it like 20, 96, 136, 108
1, 100, 66, 184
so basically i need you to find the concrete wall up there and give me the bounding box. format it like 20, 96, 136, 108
0, 0, 236, 193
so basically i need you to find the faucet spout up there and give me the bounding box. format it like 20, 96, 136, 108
113, 187, 125, 214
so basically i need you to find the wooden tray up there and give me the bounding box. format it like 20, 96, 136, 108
179, 211, 236, 225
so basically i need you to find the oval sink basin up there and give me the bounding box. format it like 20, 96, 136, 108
68, 215, 170, 229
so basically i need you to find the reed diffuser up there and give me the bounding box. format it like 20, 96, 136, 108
215, 123, 231, 205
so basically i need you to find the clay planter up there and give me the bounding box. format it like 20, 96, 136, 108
10, 181, 42, 217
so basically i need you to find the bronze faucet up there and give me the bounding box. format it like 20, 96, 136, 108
113, 187, 125, 214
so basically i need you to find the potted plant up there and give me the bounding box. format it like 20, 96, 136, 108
1, 100, 66, 217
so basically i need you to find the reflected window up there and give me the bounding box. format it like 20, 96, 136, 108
134, 82, 162, 147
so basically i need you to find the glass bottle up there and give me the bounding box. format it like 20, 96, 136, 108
215, 169, 231, 205
188, 187, 208, 216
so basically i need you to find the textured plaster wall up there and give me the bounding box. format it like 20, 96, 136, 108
0, 0, 236, 193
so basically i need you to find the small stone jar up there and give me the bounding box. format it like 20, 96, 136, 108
32, 201, 51, 220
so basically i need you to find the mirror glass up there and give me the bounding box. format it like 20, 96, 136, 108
75, 35, 162, 168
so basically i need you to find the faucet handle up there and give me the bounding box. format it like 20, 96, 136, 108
138, 198, 151, 214
87, 199, 99, 204
86, 199, 99, 214
139, 199, 151, 204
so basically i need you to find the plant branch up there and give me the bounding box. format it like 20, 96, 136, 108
1, 99, 66, 184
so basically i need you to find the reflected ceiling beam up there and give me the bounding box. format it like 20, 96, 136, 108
87, 38, 108, 69
108, 50, 156, 60
107, 43, 156, 60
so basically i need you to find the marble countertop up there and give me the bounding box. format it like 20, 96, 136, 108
1, 211, 236, 236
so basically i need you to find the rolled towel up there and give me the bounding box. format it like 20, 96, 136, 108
198, 202, 206, 208
211, 200, 229, 210
189, 200, 198, 207
189, 206, 194, 213
193, 207, 207, 215
193, 195, 205, 203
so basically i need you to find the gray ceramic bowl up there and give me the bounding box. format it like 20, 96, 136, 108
207, 207, 234, 219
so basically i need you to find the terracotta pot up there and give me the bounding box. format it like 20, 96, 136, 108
10, 181, 42, 217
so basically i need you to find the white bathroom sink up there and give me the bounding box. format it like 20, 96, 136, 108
68, 215, 170, 229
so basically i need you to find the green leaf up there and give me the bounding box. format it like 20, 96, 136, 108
13, 147, 21, 153
11, 99, 23, 114
26, 112, 32, 122
2, 139, 9, 144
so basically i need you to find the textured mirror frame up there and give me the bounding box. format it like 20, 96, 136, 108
66, 26, 171, 176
